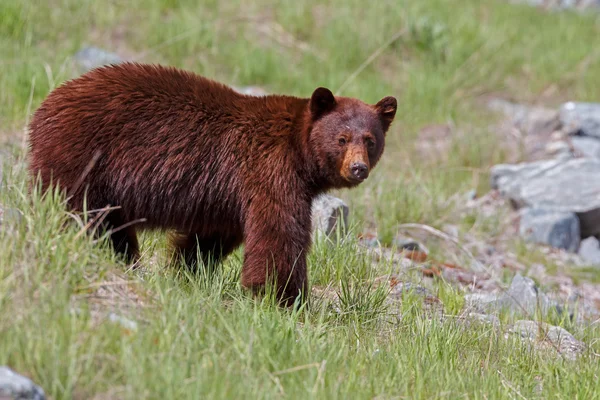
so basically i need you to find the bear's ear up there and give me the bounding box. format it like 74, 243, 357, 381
375, 96, 397, 132
310, 87, 336, 119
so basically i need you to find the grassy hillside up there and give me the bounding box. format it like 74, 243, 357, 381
1, 0, 600, 398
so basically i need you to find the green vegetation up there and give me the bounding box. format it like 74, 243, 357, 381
2, 0, 600, 398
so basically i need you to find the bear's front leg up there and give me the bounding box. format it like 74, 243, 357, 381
241, 199, 312, 307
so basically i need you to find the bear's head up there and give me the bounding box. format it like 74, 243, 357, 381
307, 87, 397, 188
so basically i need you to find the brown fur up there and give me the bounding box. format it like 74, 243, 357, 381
28, 63, 397, 306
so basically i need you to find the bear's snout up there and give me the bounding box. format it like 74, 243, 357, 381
350, 162, 369, 181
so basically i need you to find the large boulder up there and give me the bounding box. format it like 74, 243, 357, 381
518, 208, 580, 251
491, 158, 600, 237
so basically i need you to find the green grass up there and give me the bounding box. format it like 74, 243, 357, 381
2, 0, 600, 398
2, 163, 600, 399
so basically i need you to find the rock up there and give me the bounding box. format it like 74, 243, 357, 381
311, 194, 349, 239
509, 320, 585, 360
578, 237, 600, 265
0, 366, 46, 400
108, 313, 138, 332
465, 274, 558, 317
518, 208, 580, 252
561, 102, 600, 138
491, 158, 600, 237
391, 235, 423, 252
73, 46, 123, 73
571, 135, 600, 158
503, 274, 553, 315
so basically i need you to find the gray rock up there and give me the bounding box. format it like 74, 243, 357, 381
571, 135, 600, 158
503, 274, 553, 315
578, 237, 600, 265
465, 274, 558, 317
73, 46, 123, 73
108, 313, 138, 331
519, 208, 580, 252
311, 194, 349, 239
491, 158, 600, 237
391, 235, 423, 252
509, 320, 585, 360
0, 366, 45, 400
560, 102, 600, 138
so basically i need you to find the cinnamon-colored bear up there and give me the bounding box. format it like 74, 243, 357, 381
28, 63, 397, 306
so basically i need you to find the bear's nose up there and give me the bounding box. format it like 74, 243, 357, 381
350, 162, 369, 181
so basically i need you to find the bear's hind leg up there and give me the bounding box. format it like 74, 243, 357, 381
100, 211, 140, 264
171, 233, 241, 270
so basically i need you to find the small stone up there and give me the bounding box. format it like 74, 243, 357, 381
560, 102, 600, 138
578, 237, 600, 265
0, 366, 46, 400
519, 208, 580, 252
108, 313, 138, 332
73, 46, 123, 73
311, 194, 349, 239
509, 320, 585, 360
503, 274, 553, 316
391, 235, 423, 252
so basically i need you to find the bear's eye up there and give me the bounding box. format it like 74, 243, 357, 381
366, 139, 375, 149
338, 137, 347, 146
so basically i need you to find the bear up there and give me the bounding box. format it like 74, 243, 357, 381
28, 62, 397, 306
